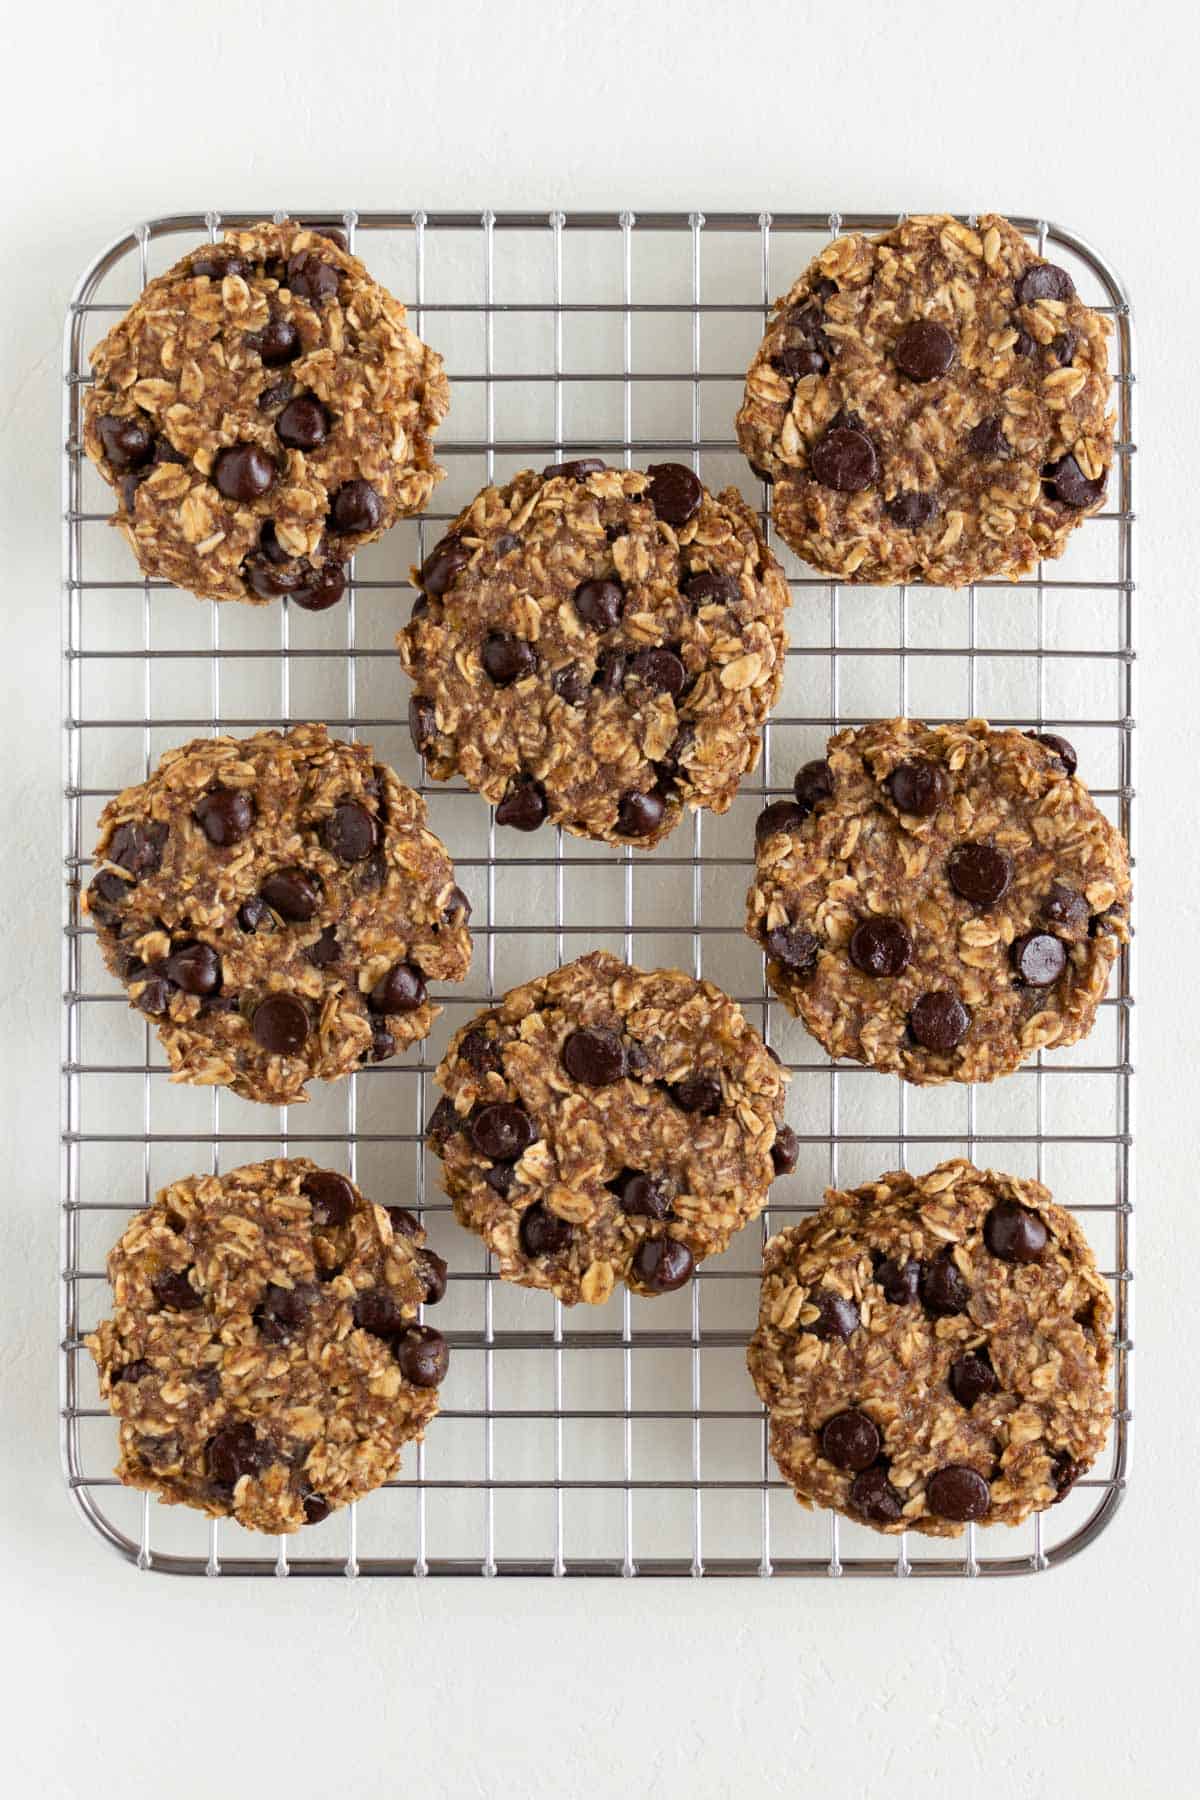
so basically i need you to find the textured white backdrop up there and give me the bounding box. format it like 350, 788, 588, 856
1, 2, 1195, 1794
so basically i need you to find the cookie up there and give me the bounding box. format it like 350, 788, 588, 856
736, 213, 1113, 586
748, 1159, 1113, 1537
83, 219, 449, 605
83, 723, 472, 1104
746, 718, 1129, 1085
397, 461, 789, 848
429, 950, 793, 1304
86, 1157, 450, 1533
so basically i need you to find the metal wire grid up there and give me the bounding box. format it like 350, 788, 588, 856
61, 209, 1135, 1578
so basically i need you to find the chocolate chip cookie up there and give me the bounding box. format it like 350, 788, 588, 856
84, 723, 472, 1104
747, 718, 1129, 1084
736, 213, 1113, 585
429, 950, 793, 1304
749, 1159, 1113, 1537
86, 1157, 450, 1533
397, 461, 790, 848
83, 219, 448, 605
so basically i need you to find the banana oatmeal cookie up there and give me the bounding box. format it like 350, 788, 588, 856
83, 219, 448, 605
84, 723, 472, 1104
397, 461, 790, 848
429, 950, 794, 1304
749, 1159, 1113, 1537
87, 1157, 450, 1533
747, 718, 1129, 1085
736, 212, 1113, 585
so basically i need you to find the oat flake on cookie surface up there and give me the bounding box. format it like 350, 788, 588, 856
748, 1159, 1113, 1537
87, 1158, 450, 1534
747, 718, 1129, 1086
736, 212, 1113, 586
83, 219, 448, 605
397, 460, 790, 849
83, 723, 472, 1105
428, 950, 795, 1304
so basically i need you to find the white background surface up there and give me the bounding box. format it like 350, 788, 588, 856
1, 2, 1196, 1793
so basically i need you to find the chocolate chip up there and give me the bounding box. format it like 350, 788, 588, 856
267, 557, 345, 610
255, 1282, 310, 1344
984, 1199, 1048, 1263
483, 1162, 516, 1196
552, 664, 587, 706
312, 226, 348, 250
151, 1268, 201, 1311
967, 414, 1009, 459
1015, 262, 1074, 305
849, 1466, 902, 1525
927, 1464, 990, 1522
89, 870, 130, 907
207, 1422, 268, 1490
387, 1206, 423, 1239
755, 799, 807, 845
803, 1291, 859, 1341
425, 1096, 461, 1149
408, 694, 437, 756
97, 414, 153, 471
616, 790, 665, 838
1027, 731, 1077, 777
213, 444, 276, 502
369, 962, 426, 1014
330, 479, 383, 534
416, 1249, 448, 1306
1049, 329, 1077, 367
460, 1028, 503, 1074
135, 976, 172, 1016
574, 578, 625, 629
947, 843, 1013, 907
113, 1359, 152, 1386
625, 1043, 653, 1080
420, 538, 471, 596
542, 458, 606, 481
259, 520, 292, 564
261, 868, 321, 922
809, 425, 878, 492
764, 926, 819, 973
194, 786, 255, 846
909, 990, 969, 1052
849, 917, 912, 978
252, 993, 309, 1054
245, 554, 299, 598
307, 925, 340, 967
668, 1071, 722, 1115
302, 1492, 331, 1525
683, 569, 739, 608
646, 463, 703, 527
820, 1409, 881, 1471
605, 523, 628, 542
1011, 931, 1067, 987
495, 775, 547, 832
659, 723, 695, 777
793, 760, 833, 814
276, 396, 330, 450
519, 1203, 572, 1258
494, 532, 520, 556
253, 318, 301, 365
888, 758, 948, 817
632, 1236, 695, 1293
876, 1256, 921, 1305
1051, 1452, 1081, 1502
1044, 882, 1089, 929
773, 343, 827, 379
771, 1124, 799, 1177
354, 1288, 405, 1337
562, 1027, 626, 1087
1042, 454, 1106, 510
303, 1170, 355, 1228
396, 1324, 449, 1387
322, 800, 379, 863
109, 818, 167, 877
594, 650, 626, 695
1013, 329, 1036, 357
920, 1250, 969, 1316
365, 1021, 396, 1062
164, 941, 222, 995
885, 491, 940, 529
192, 249, 251, 281
895, 319, 956, 382
610, 1169, 672, 1219
286, 250, 340, 303
471, 1103, 536, 1162
950, 1351, 998, 1409
482, 633, 537, 685
631, 647, 686, 697
442, 885, 471, 926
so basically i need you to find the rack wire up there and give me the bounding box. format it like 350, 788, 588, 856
61, 210, 1136, 1577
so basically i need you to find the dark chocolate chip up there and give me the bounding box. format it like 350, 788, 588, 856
419, 538, 471, 596
542, 459, 606, 481
425, 1096, 462, 1149
632, 1236, 695, 1293
1012, 931, 1067, 987
793, 760, 833, 814
984, 1199, 1048, 1263
255, 1282, 311, 1344
520, 1203, 572, 1258
1015, 263, 1074, 306
920, 1251, 970, 1316
207, 1422, 268, 1490
885, 491, 940, 529
112, 1359, 152, 1386
947, 843, 1013, 907
286, 249, 340, 302
192, 249, 251, 281
659, 723, 695, 776
1013, 329, 1036, 357
950, 1351, 998, 1409
194, 786, 255, 846
1042, 454, 1106, 510
354, 1288, 405, 1337
764, 926, 819, 973
820, 1409, 881, 1471
302, 1170, 356, 1228
134, 976, 172, 1016
755, 799, 807, 845
330, 479, 383, 534
849, 917, 912, 978
89, 870, 130, 906
809, 425, 878, 492
471, 1102, 536, 1162
562, 1027, 626, 1087
213, 444, 276, 502
396, 1324, 449, 1387
771, 1124, 799, 1177
259, 520, 291, 563
494, 532, 520, 556
967, 414, 1009, 459
408, 694, 437, 756
876, 1257, 921, 1305
888, 758, 948, 816
909, 990, 970, 1052
312, 226, 348, 250
594, 650, 626, 695
849, 1466, 903, 1525
1044, 882, 1089, 929
97, 414, 153, 471
365, 1021, 395, 1062
574, 578, 625, 629
668, 1071, 722, 1115
1027, 731, 1077, 777
616, 790, 665, 838
460, 1028, 503, 1074
260, 868, 321, 922
646, 462, 703, 527
895, 319, 956, 382
1049, 329, 1077, 367
416, 1249, 448, 1306
151, 1268, 202, 1311
291, 562, 348, 614
927, 1464, 990, 1522
253, 318, 301, 365
302, 1492, 331, 1525
164, 940, 222, 995
369, 962, 427, 1014
631, 647, 686, 697
109, 818, 167, 877
251, 993, 309, 1054
276, 395, 330, 450
683, 569, 739, 608
483, 1162, 516, 1196
323, 800, 379, 863
482, 633, 537, 685
804, 1291, 860, 1341
495, 775, 547, 832
442, 885, 471, 925
773, 343, 828, 379
1051, 1452, 1081, 1502
307, 925, 340, 968
609, 1169, 672, 1219
387, 1206, 423, 1240
552, 664, 587, 706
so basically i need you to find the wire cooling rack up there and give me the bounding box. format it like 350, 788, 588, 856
61, 210, 1136, 1578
